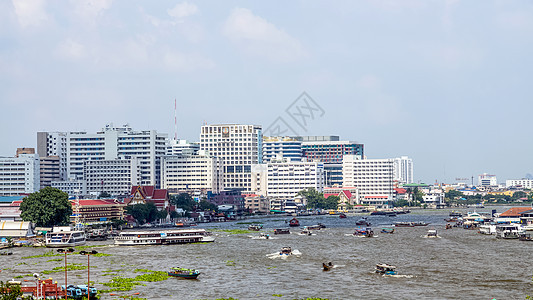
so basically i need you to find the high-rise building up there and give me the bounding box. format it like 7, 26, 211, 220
393, 156, 413, 184
66, 124, 167, 187
84, 157, 141, 197
160, 150, 223, 194
297, 137, 364, 187
167, 139, 200, 156
0, 153, 40, 196
200, 124, 262, 191
262, 137, 302, 162
40, 156, 60, 189
37, 132, 68, 181
342, 155, 394, 208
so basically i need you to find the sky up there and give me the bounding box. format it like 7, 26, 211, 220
1, 0, 532, 184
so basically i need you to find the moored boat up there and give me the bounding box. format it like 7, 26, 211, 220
114, 228, 215, 246
168, 267, 200, 279
394, 222, 414, 227
413, 221, 429, 226
45, 227, 86, 248
495, 224, 520, 239
519, 233, 533, 241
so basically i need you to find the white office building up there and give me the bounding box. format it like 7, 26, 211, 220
51, 179, 87, 196
262, 137, 302, 162
506, 179, 533, 189
160, 150, 223, 193
84, 157, 141, 197
0, 154, 40, 196
37, 132, 68, 181
251, 158, 324, 202
478, 173, 497, 186
200, 124, 262, 191
66, 124, 167, 187
167, 139, 200, 156
393, 156, 413, 184
342, 155, 394, 208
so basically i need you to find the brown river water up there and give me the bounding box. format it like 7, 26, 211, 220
1, 207, 532, 300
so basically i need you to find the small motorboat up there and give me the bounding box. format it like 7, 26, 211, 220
259, 233, 270, 239
339, 213, 347, 219
61, 285, 83, 298
413, 222, 429, 226
77, 284, 98, 298
375, 263, 397, 275
274, 228, 290, 234
168, 267, 201, 279
445, 223, 452, 230
356, 217, 371, 226
353, 228, 374, 237
425, 229, 439, 238
519, 233, 533, 241
322, 262, 333, 271
289, 218, 300, 227
299, 227, 313, 236
279, 246, 292, 256
0, 251, 13, 255
248, 224, 263, 231
381, 228, 395, 234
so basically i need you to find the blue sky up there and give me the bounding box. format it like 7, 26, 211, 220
1, 0, 532, 184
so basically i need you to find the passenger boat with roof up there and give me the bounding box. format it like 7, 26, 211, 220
289, 218, 300, 227
45, 227, 86, 248
114, 228, 215, 246
375, 263, 397, 275
495, 224, 521, 239
353, 227, 374, 237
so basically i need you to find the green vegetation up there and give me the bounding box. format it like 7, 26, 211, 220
41, 263, 88, 274
213, 229, 249, 234
22, 250, 61, 259
298, 188, 338, 210
100, 270, 169, 293
46, 258, 63, 262
125, 203, 159, 225
171, 193, 196, 214
225, 260, 236, 267
0, 280, 26, 300
19, 187, 72, 227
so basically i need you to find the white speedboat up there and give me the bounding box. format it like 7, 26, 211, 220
45, 227, 86, 248
114, 228, 215, 246
424, 229, 439, 238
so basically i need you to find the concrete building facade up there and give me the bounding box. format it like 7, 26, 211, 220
84, 157, 141, 197
160, 150, 223, 194
342, 155, 394, 208
200, 124, 262, 191
262, 137, 302, 162
66, 124, 167, 187
37, 132, 68, 181
393, 156, 414, 184
0, 154, 40, 196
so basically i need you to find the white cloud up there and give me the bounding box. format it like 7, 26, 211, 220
223, 7, 307, 62
56, 39, 86, 60
70, 0, 113, 25
12, 0, 49, 28
163, 51, 215, 72
167, 2, 198, 20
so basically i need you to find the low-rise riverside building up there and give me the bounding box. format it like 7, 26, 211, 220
69, 199, 125, 224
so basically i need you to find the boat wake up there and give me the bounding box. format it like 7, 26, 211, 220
384, 274, 414, 278
266, 249, 302, 260
421, 235, 441, 239
250, 236, 277, 240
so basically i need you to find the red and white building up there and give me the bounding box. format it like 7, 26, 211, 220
125, 186, 170, 211
70, 199, 125, 223
323, 187, 358, 209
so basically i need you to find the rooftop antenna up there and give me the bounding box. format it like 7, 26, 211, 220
174, 98, 178, 141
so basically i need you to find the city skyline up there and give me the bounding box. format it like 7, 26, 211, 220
1, 1, 532, 183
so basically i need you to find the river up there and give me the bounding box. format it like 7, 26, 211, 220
1, 207, 532, 300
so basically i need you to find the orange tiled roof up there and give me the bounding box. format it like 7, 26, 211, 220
500, 207, 532, 217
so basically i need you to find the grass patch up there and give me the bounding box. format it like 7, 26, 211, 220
225, 260, 236, 267
41, 263, 89, 274
100, 270, 169, 293
22, 250, 62, 259
46, 258, 63, 262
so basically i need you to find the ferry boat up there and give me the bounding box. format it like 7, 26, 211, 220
45, 227, 86, 248
495, 224, 521, 239
114, 229, 215, 246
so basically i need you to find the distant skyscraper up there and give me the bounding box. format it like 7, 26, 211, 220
262, 136, 302, 162
393, 156, 414, 184
37, 132, 68, 181
65, 124, 167, 187
200, 124, 262, 191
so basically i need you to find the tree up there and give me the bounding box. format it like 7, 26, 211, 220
158, 209, 168, 221
20, 187, 72, 227
98, 191, 112, 199
0, 280, 23, 300
198, 200, 218, 212
324, 195, 340, 210
298, 188, 325, 209
125, 202, 159, 225
171, 193, 196, 212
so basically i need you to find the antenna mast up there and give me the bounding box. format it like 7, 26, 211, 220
174, 98, 178, 141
